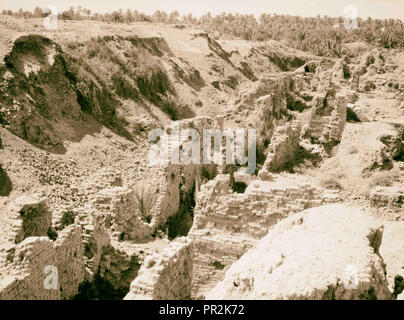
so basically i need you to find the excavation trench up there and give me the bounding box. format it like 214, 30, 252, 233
74, 180, 197, 300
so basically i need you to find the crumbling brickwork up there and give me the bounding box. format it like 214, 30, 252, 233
370, 186, 404, 212
304, 91, 347, 144
189, 173, 329, 297
88, 116, 224, 241
259, 120, 301, 175
124, 237, 193, 300
76, 207, 111, 281
90, 166, 182, 241
0, 225, 84, 300
10, 195, 52, 244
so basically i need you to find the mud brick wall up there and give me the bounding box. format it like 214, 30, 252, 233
92, 186, 146, 240
260, 120, 301, 174
89, 116, 223, 241
370, 186, 404, 211
189, 174, 326, 297
124, 237, 193, 300
328, 94, 347, 142
76, 207, 111, 281
10, 195, 52, 244
315, 70, 333, 92
91, 166, 182, 241
189, 231, 256, 297
304, 90, 347, 144
0, 225, 84, 300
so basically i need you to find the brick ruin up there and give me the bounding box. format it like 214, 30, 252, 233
124, 237, 193, 300
259, 120, 301, 177
188, 173, 339, 297
370, 186, 404, 212
0, 116, 222, 299
0, 82, 350, 299
303, 91, 347, 145
0, 195, 84, 299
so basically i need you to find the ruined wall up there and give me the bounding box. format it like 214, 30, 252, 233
9, 195, 52, 244
189, 174, 330, 297
259, 120, 301, 175
76, 207, 111, 281
304, 91, 347, 145
370, 186, 404, 212
206, 205, 391, 300
0, 195, 111, 299
88, 116, 223, 241
124, 237, 193, 300
0, 224, 84, 300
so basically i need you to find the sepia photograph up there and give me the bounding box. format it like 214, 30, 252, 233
0, 0, 403, 309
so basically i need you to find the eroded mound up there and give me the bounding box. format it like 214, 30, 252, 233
207, 204, 392, 300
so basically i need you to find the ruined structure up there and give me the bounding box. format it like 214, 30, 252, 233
0, 195, 85, 299
188, 173, 338, 297
0, 116, 224, 300
304, 91, 347, 145
0, 15, 403, 302
124, 237, 193, 300
370, 186, 404, 212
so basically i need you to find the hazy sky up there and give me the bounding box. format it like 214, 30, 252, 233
1, 0, 403, 19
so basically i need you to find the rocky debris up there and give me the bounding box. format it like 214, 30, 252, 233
321, 189, 342, 203
124, 237, 193, 300
207, 204, 392, 300
333, 122, 403, 173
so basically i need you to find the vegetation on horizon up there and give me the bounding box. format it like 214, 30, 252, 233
1, 7, 404, 57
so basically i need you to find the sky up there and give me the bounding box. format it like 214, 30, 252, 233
1, 0, 403, 20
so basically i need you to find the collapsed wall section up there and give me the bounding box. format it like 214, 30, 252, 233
259, 120, 301, 176
370, 186, 404, 213
304, 91, 347, 145
124, 237, 193, 300
9, 195, 52, 244
0, 224, 84, 300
